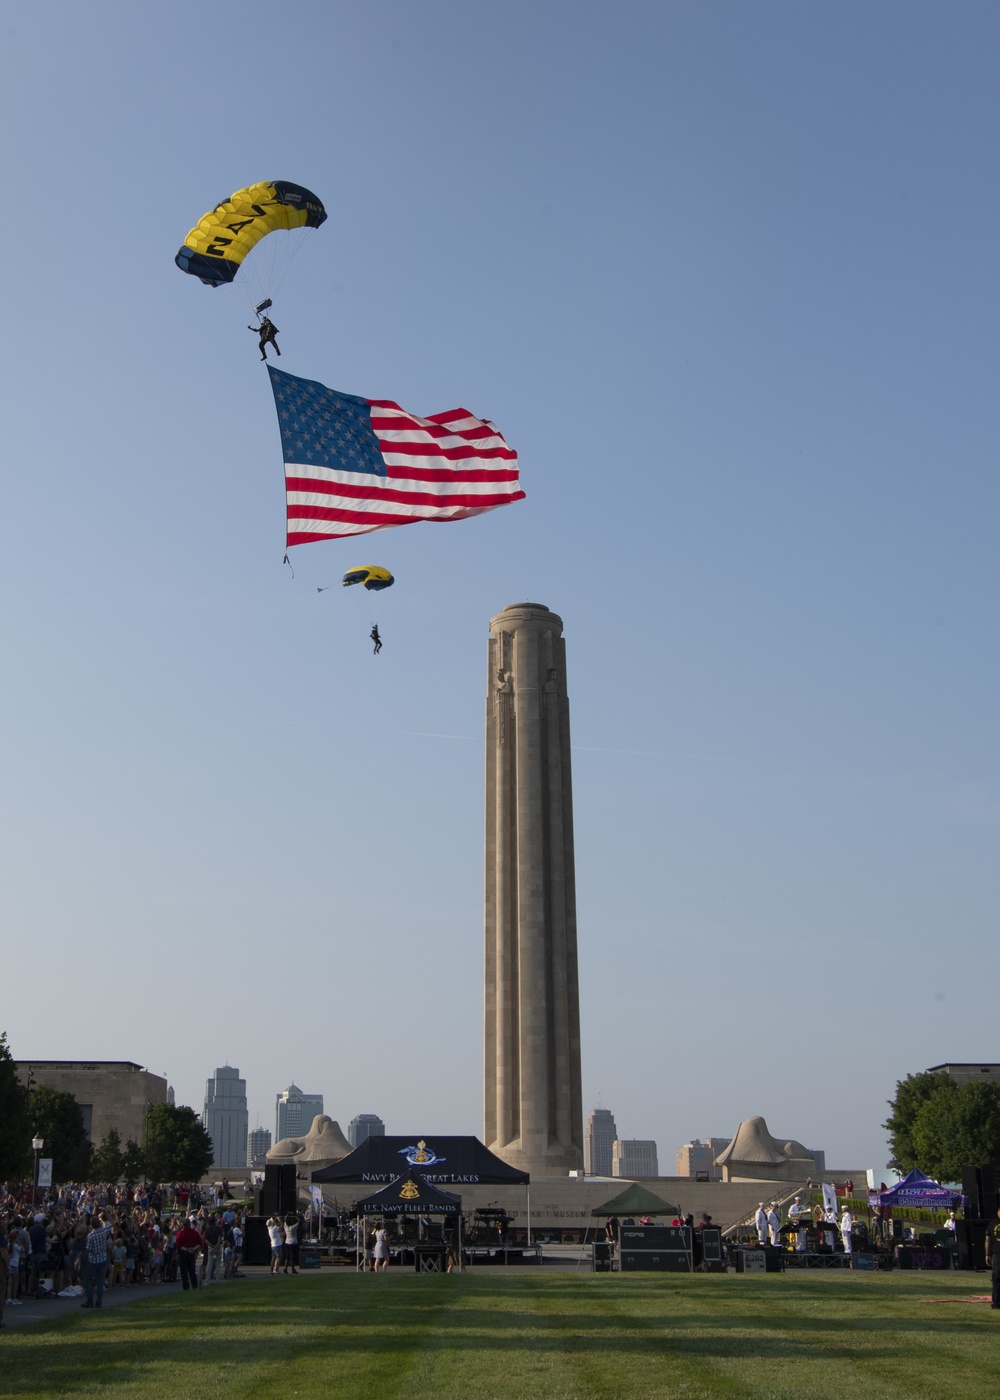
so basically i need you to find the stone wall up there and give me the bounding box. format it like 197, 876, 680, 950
16, 1060, 169, 1149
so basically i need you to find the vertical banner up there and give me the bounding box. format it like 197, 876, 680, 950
309, 1185, 323, 1224
38, 1159, 53, 1187
822, 1183, 838, 1215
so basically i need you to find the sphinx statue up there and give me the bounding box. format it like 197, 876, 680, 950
266, 1114, 353, 1170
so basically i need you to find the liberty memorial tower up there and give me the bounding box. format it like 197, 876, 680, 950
484, 603, 583, 1178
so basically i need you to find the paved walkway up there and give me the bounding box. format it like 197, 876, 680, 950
0, 1275, 235, 1331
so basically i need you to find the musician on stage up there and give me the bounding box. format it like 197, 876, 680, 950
787, 1196, 808, 1252
767, 1203, 780, 1247
755, 1203, 768, 1246
840, 1208, 854, 1255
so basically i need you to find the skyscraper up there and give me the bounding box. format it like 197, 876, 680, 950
248, 1127, 272, 1169
484, 603, 584, 1179
585, 1107, 618, 1177
275, 1084, 323, 1141
202, 1066, 248, 1169
613, 1139, 659, 1178
349, 1113, 385, 1148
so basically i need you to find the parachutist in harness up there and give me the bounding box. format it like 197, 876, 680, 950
370, 624, 382, 655
249, 315, 280, 361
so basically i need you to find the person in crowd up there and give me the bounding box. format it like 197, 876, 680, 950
984, 1205, 1000, 1308
161, 1224, 177, 1284
227, 1219, 243, 1278
28, 1213, 49, 1297
83, 1215, 113, 1309
268, 1216, 283, 1275
0, 1219, 8, 1327
174, 1218, 204, 1291
373, 1222, 391, 1273
283, 1213, 300, 1274
202, 1216, 223, 1282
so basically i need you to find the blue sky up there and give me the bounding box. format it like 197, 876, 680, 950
1, 0, 997, 1176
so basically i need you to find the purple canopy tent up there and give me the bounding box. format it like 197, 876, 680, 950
877, 1170, 959, 1210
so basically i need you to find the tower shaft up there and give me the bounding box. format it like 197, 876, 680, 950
485, 603, 583, 1177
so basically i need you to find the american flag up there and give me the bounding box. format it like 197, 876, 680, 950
267, 367, 524, 546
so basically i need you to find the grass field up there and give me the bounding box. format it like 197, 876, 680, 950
3, 1270, 999, 1399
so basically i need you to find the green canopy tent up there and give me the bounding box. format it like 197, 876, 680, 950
582, 1184, 683, 1273
590, 1183, 680, 1218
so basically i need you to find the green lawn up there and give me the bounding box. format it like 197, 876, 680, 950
3, 1270, 999, 1399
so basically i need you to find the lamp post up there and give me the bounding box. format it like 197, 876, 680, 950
31, 1137, 44, 1207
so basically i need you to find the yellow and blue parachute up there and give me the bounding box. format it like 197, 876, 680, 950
175, 181, 327, 288
342, 566, 394, 592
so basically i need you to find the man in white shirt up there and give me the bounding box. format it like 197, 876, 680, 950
767, 1204, 780, 1248
840, 1209, 854, 1254
754, 1204, 768, 1245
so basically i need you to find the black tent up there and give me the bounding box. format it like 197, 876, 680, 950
312, 1135, 529, 1186
356, 1169, 462, 1216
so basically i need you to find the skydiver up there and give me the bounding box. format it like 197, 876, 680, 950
248, 315, 280, 361
370, 624, 382, 655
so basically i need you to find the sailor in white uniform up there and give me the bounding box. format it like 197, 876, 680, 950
767, 1203, 780, 1248
755, 1203, 768, 1246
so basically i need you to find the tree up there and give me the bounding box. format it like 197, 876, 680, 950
883, 1071, 956, 1171
122, 1139, 145, 1189
92, 1128, 125, 1184
144, 1104, 213, 1182
885, 1071, 1000, 1182
29, 1086, 93, 1182
911, 1080, 1000, 1183
0, 1031, 31, 1179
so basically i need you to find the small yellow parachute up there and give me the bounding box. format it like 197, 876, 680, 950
342, 566, 394, 592
175, 181, 326, 288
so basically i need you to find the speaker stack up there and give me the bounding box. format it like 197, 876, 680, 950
260, 1163, 297, 1216
958, 1166, 996, 1270
963, 1166, 997, 1221
242, 1216, 273, 1266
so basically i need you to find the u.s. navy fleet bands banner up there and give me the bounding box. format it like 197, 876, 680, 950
311, 1136, 530, 1186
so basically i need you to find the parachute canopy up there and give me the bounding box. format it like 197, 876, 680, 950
175, 181, 327, 288
342, 566, 394, 592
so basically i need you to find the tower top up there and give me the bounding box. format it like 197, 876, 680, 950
490, 602, 563, 631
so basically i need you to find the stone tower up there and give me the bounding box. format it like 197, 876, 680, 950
484, 603, 583, 1178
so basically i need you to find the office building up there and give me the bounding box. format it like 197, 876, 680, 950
349, 1113, 385, 1148
276, 1084, 324, 1141
248, 1127, 272, 1169
675, 1138, 729, 1181
585, 1108, 618, 1177
203, 1066, 248, 1169
612, 1139, 658, 1178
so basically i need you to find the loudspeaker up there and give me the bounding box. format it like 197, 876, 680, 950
957, 1220, 987, 1271
242, 1216, 272, 1267
961, 1165, 997, 1220
260, 1164, 296, 1216
891, 1219, 904, 1242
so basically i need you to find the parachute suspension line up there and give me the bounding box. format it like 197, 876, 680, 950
283, 553, 294, 577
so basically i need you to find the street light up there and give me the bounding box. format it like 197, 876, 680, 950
31, 1137, 44, 1207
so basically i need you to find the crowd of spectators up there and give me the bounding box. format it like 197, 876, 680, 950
0, 1179, 254, 1314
